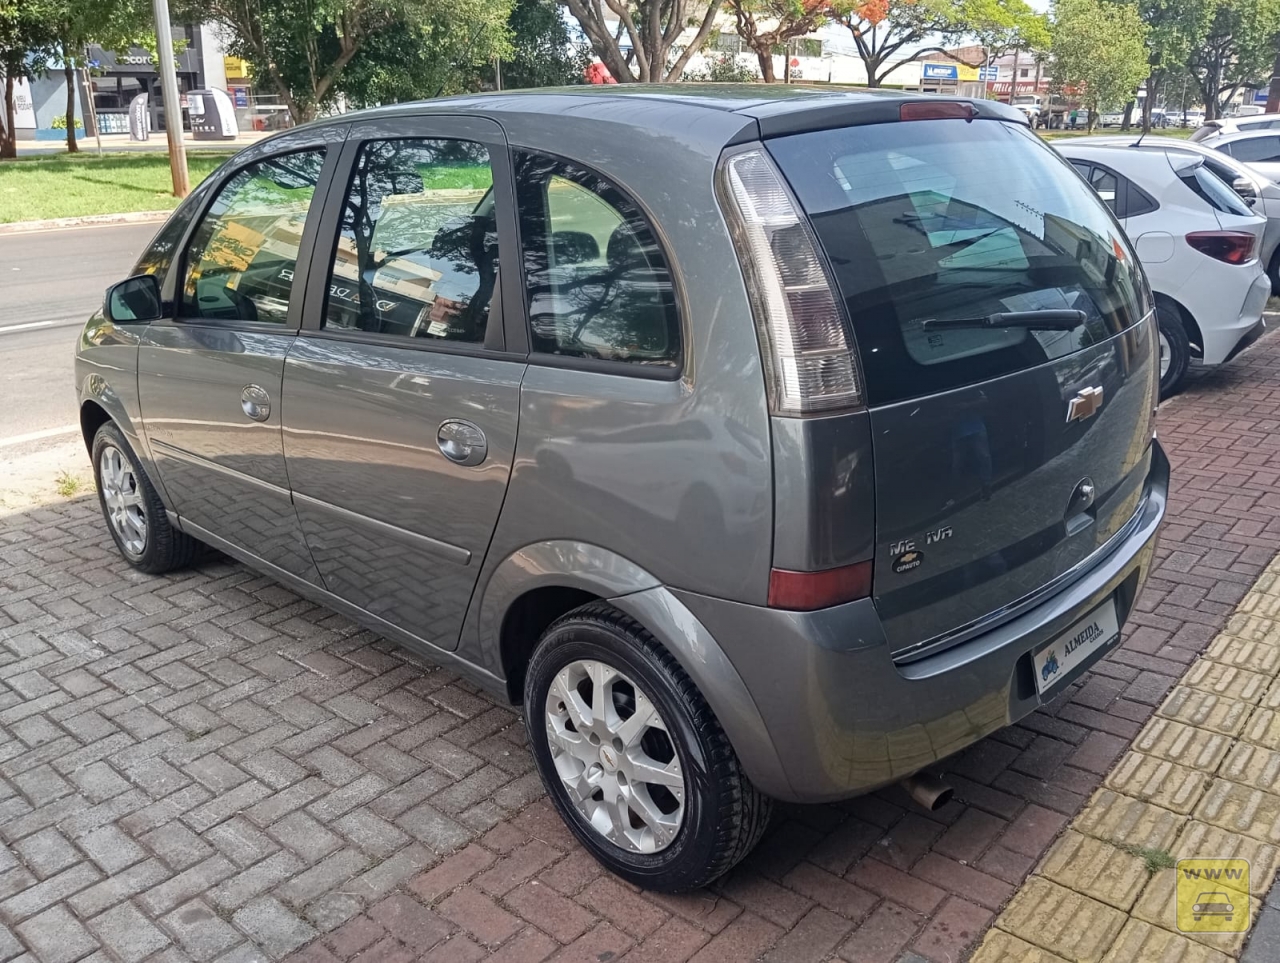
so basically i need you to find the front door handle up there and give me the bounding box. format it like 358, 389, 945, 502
437, 420, 487, 467
241, 384, 271, 422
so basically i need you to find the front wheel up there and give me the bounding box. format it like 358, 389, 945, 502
1156, 304, 1191, 399
92, 422, 200, 574
524, 602, 772, 892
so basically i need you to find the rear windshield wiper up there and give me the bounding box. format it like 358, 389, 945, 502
922, 309, 1087, 332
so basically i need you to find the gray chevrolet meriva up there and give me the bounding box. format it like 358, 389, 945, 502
76, 86, 1167, 891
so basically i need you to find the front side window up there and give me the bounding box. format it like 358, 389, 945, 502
323, 138, 497, 344
514, 152, 680, 368
182, 149, 326, 324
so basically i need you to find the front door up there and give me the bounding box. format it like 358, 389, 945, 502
138, 132, 344, 582
281, 117, 526, 650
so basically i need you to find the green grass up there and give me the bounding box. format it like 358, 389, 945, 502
1042, 126, 1196, 141
0, 151, 232, 224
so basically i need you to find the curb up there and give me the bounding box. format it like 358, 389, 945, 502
0, 210, 171, 235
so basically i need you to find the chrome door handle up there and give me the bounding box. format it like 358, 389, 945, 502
437, 420, 487, 467
241, 384, 271, 422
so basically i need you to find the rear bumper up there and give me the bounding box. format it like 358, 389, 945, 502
668, 440, 1169, 803
1198, 269, 1269, 365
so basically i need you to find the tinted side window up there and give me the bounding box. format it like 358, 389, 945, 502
182, 149, 326, 324
324, 139, 497, 344
1226, 136, 1280, 163
133, 178, 216, 280
514, 152, 680, 368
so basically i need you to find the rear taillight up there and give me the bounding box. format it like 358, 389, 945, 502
720, 149, 862, 416
899, 102, 976, 122
1185, 231, 1256, 265
768, 561, 873, 611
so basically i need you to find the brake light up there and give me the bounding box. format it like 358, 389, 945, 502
1185, 231, 1256, 264
768, 561, 873, 611
899, 102, 976, 122
720, 149, 862, 415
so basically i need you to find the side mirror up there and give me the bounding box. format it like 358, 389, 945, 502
1233, 176, 1260, 207
105, 274, 163, 322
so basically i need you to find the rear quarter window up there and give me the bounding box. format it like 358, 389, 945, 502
767, 119, 1147, 406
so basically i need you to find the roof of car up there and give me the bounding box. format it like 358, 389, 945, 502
291, 84, 1027, 141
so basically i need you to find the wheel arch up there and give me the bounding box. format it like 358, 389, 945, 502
1154, 292, 1204, 358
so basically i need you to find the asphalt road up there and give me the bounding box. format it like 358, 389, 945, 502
0, 223, 158, 451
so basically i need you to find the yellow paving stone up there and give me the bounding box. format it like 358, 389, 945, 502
1134, 870, 1259, 956
1105, 752, 1212, 814
1038, 830, 1149, 910
968, 929, 1072, 963
1099, 919, 1232, 963
999, 876, 1127, 963
1262, 678, 1280, 711
1134, 717, 1232, 773
1234, 591, 1280, 623
1075, 788, 1184, 851
1242, 707, 1280, 749
1156, 687, 1252, 737
1182, 660, 1270, 704
1224, 611, 1280, 643
1205, 634, 1280, 675
1247, 570, 1280, 598
1219, 741, 1280, 794
1174, 820, 1280, 897
1193, 778, 1280, 844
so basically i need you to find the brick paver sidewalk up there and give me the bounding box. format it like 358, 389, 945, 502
2, 330, 1280, 963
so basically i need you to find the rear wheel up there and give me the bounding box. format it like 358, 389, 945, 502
1156, 303, 1191, 399
92, 422, 199, 574
524, 602, 772, 891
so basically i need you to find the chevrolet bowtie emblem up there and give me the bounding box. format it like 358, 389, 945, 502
1066, 386, 1104, 423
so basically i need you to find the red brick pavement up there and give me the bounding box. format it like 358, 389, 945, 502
1, 330, 1278, 963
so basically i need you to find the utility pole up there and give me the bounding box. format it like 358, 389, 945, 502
151, 0, 189, 197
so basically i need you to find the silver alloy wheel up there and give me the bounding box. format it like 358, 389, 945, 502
544, 659, 686, 853
1158, 329, 1171, 378
99, 446, 147, 556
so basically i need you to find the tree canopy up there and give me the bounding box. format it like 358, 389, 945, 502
557, 0, 722, 81
1187, 0, 1280, 119
727, 0, 828, 82
1052, 0, 1149, 127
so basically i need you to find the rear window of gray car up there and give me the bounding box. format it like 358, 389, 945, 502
768, 119, 1147, 407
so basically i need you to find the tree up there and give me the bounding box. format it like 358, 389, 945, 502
686, 50, 761, 80
194, 0, 512, 123
557, 0, 723, 82
1187, 0, 1280, 120
44, 0, 152, 152
0, 0, 55, 159
1052, 0, 1149, 130
1138, 0, 1213, 129
834, 0, 968, 87
727, 0, 828, 82
964, 0, 1050, 62
486, 0, 588, 88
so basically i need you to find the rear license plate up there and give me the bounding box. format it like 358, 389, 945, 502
1034, 599, 1121, 694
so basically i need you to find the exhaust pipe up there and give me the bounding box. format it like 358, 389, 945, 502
901, 772, 953, 812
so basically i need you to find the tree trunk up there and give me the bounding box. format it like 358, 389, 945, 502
1121, 99, 1135, 131
1, 75, 16, 159
1141, 84, 1154, 132
64, 59, 79, 154
1268, 44, 1280, 113
756, 47, 775, 82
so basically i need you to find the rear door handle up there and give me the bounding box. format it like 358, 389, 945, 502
437, 420, 487, 466
241, 384, 271, 422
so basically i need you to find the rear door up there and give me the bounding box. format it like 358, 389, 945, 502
281, 117, 526, 652
769, 118, 1157, 661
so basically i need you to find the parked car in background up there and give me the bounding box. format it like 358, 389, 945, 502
76, 86, 1168, 891
1070, 134, 1280, 290
1056, 142, 1269, 396
1099, 111, 1127, 128
1199, 128, 1280, 183
1191, 113, 1280, 142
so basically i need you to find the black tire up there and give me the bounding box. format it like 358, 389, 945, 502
1268, 249, 1280, 295
1156, 303, 1191, 399
91, 422, 200, 574
524, 602, 772, 892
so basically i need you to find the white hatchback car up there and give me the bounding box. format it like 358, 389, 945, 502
1056, 143, 1270, 396
1190, 113, 1280, 142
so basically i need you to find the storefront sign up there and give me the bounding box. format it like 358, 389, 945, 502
922, 63, 959, 81
128, 92, 150, 140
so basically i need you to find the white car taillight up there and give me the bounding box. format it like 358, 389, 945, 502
720, 149, 862, 416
